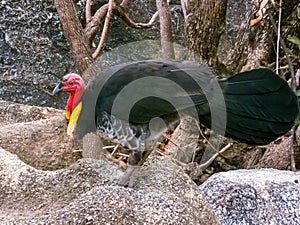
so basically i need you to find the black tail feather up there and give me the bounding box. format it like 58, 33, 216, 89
222, 69, 298, 144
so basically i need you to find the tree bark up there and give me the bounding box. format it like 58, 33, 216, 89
167, 116, 199, 163
156, 0, 175, 59
54, 0, 94, 75
185, 0, 227, 67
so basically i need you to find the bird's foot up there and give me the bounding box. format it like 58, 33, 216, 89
117, 149, 153, 187
117, 165, 140, 187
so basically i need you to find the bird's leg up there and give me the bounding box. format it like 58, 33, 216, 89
117, 149, 153, 187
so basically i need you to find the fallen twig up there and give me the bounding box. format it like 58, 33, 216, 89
198, 143, 232, 170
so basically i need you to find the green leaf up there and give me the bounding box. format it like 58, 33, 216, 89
286, 48, 293, 55
287, 36, 300, 45
287, 35, 300, 50
298, 11, 300, 19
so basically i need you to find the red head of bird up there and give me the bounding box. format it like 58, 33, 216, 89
53, 73, 85, 140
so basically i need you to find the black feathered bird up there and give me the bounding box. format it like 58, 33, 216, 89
53, 60, 299, 185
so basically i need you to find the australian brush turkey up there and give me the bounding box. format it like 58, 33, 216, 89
53, 60, 299, 186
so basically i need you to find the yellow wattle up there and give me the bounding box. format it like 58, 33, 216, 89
65, 110, 71, 122
67, 101, 82, 138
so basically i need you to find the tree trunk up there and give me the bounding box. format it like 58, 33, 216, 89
54, 0, 94, 75
185, 0, 227, 67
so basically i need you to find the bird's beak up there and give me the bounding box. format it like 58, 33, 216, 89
52, 83, 63, 96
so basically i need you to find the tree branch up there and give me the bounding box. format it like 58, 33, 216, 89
86, 0, 92, 23
276, 0, 283, 75
112, 5, 156, 28
156, 0, 174, 59
268, 10, 297, 172
85, 3, 109, 47
181, 0, 195, 20
92, 0, 114, 59
120, 0, 130, 8
85, 4, 157, 47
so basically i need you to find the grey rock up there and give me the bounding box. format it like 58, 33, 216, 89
0, 0, 184, 109
1, 102, 299, 224
0, 0, 74, 108
0, 101, 80, 171
201, 169, 300, 225
0, 148, 219, 224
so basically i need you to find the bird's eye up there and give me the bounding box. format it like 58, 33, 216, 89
69, 81, 74, 85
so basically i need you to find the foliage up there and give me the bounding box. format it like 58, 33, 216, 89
287, 36, 300, 51
287, 11, 300, 52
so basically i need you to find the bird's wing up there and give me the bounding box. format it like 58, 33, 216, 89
92, 60, 216, 124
